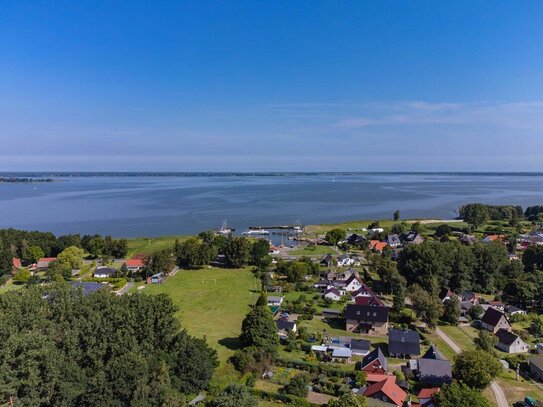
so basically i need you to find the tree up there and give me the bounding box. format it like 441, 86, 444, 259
23, 245, 44, 264
175, 237, 208, 269
207, 384, 257, 407
327, 393, 367, 407
0, 249, 13, 275
393, 210, 401, 221
434, 383, 491, 407
453, 349, 502, 389
12, 268, 31, 283
224, 237, 251, 268
391, 272, 406, 313
435, 224, 452, 237
474, 330, 497, 354
282, 374, 309, 398
87, 236, 105, 258
410, 284, 443, 330
57, 246, 85, 270
468, 304, 484, 320
251, 240, 271, 268
459, 203, 489, 229
325, 228, 346, 246
390, 223, 406, 235
239, 305, 278, 352
441, 296, 460, 325
145, 249, 175, 278
411, 221, 423, 234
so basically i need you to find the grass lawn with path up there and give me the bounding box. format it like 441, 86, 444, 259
438, 324, 476, 351
126, 235, 189, 257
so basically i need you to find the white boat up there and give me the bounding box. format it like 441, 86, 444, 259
242, 229, 270, 236
217, 220, 234, 235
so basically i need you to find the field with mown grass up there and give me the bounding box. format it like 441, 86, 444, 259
142, 267, 260, 363
126, 235, 189, 257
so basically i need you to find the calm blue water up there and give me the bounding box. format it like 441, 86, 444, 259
0, 173, 542, 237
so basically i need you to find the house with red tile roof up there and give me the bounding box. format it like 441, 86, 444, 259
369, 240, 388, 253
125, 258, 145, 272
412, 388, 440, 407
363, 376, 407, 406
37, 257, 56, 270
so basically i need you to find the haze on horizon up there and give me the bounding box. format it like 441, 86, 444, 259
2, 1, 543, 172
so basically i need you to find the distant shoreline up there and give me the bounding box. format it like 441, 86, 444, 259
1, 171, 543, 178
0, 177, 54, 183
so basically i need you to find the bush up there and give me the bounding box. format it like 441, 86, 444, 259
282, 374, 310, 398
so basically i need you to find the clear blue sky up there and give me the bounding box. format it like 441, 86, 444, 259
2, 1, 543, 171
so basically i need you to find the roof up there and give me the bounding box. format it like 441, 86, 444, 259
362, 347, 388, 371
126, 258, 145, 267
364, 376, 407, 406
530, 354, 543, 370
344, 274, 362, 287
421, 344, 446, 360
12, 258, 22, 269
388, 329, 420, 356
496, 328, 520, 346
387, 234, 401, 245
37, 257, 56, 264
481, 307, 508, 327
460, 289, 476, 300
369, 241, 388, 251
418, 388, 440, 399
418, 359, 452, 385
355, 295, 384, 306
70, 281, 107, 295
332, 348, 352, 358
151, 272, 163, 278
277, 320, 296, 331
338, 254, 349, 261
325, 287, 341, 296
267, 296, 283, 302
322, 308, 341, 315
350, 338, 371, 351
345, 304, 389, 323
94, 267, 115, 275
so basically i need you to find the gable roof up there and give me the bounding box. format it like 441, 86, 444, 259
388, 329, 420, 356
324, 287, 342, 297
355, 296, 384, 306
332, 348, 352, 358
421, 344, 446, 360
344, 274, 362, 287
530, 354, 543, 370
94, 267, 115, 276
126, 258, 145, 267
369, 241, 388, 251
361, 347, 388, 371
481, 307, 508, 327
364, 376, 407, 406
345, 304, 389, 323
12, 258, 22, 269
418, 359, 452, 385
418, 388, 440, 399
277, 320, 296, 331
350, 338, 371, 352
496, 328, 520, 346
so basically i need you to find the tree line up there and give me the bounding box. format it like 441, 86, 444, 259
0, 284, 218, 406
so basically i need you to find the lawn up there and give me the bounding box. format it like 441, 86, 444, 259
438, 324, 475, 351
143, 267, 259, 363
496, 375, 543, 405
288, 245, 338, 256
126, 235, 189, 257
426, 331, 459, 362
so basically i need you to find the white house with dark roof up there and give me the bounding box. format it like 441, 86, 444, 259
481, 307, 511, 334
496, 329, 529, 354
324, 287, 342, 301
267, 296, 284, 307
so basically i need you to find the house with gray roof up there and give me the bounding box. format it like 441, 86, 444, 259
388, 328, 420, 358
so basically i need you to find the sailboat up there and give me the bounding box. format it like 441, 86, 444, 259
217, 220, 234, 236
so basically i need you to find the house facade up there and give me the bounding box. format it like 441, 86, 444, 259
496, 329, 529, 354
481, 308, 511, 334
345, 304, 388, 335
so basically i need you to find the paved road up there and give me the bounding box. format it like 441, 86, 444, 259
435, 327, 508, 407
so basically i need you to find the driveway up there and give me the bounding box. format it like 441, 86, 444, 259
435, 327, 507, 407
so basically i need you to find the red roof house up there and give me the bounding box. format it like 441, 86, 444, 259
12, 258, 22, 269
363, 376, 407, 406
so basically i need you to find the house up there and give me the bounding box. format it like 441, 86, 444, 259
481, 307, 511, 333
12, 258, 22, 270
417, 345, 452, 385
363, 376, 407, 407
277, 319, 297, 338
414, 388, 440, 407
320, 254, 335, 267
386, 234, 401, 248
369, 228, 385, 237
388, 328, 420, 358
93, 267, 116, 278
324, 287, 342, 301
351, 281, 380, 299
459, 289, 478, 303
345, 304, 389, 335
402, 232, 424, 245
344, 274, 364, 292
150, 272, 164, 284
459, 301, 475, 317
487, 300, 505, 312
267, 296, 284, 307
505, 305, 527, 316
37, 257, 56, 270
360, 347, 388, 374
322, 308, 341, 320
350, 339, 371, 356
438, 288, 454, 302
346, 234, 367, 247
495, 329, 529, 354
459, 234, 477, 245
355, 295, 384, 307
125, 258, 145, 272
337, 254, 356, 267
331, 347, 352, 362
70, 281, 107, 295
530, 355, 543, 382
482, 234, 502, 244
369, 240, 388, 253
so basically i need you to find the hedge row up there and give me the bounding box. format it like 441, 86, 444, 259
275, 357, 350, 378
251, 388, 317, 407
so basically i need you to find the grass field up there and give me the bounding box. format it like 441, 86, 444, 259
143, 267, 259, 362
288, 245, 338, 256
496, 375, 543, 405
438, 324, 476, 351
126, 235, 189, 257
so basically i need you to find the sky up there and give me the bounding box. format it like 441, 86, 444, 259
1, 1, 543, 172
